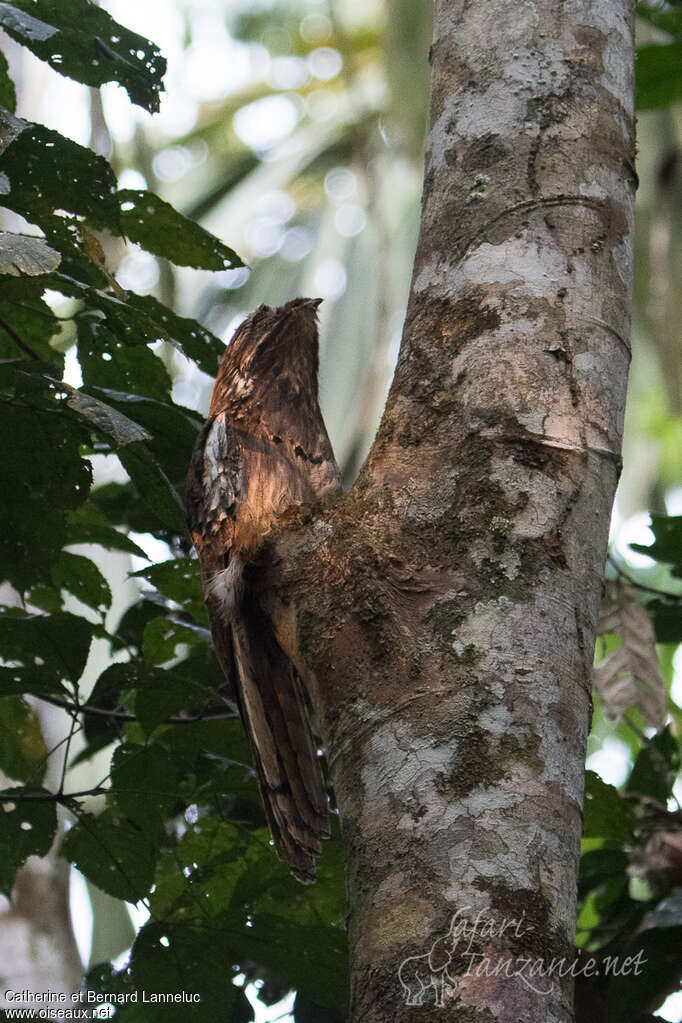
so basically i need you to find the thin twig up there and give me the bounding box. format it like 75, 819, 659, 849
0, 786, 109, 803
58, 694, 82, 796
36, 692, 239, 723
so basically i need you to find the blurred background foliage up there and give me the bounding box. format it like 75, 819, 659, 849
0, 0, 681, 1020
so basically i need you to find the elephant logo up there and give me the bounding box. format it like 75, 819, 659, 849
398, 914, 462, 1007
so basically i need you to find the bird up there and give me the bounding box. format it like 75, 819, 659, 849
185, 297, 342, 882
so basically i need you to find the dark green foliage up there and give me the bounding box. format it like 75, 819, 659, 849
0, 50, 16, 113
0, 696, 47, 783
583, 771, 636, 844
636, 4, 682, 109
629, 516, 682, 642
0, 110, 120, 232
0, 0, 166, 113
0, 788, 57, 895
123, 292, 226, 376
0, 369, 92, 589
626, 727, 680, 803
132, 558, 206, 622
638, 1, 682, 43
62, 807, 160, 902
631, 515, 682, 576
65, 501, 149, 559
119, 189, 243, 270
578, 730, 682, 1018
635, 44, 682, 110
0, 277, 64, 368
77, 320, 174, 403
0, 610, 93, 695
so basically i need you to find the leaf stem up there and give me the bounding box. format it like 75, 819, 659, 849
0, 314, 41, 360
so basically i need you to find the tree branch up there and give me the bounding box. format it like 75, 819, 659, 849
263, 1, 637, 1020
0, 786, 109, 803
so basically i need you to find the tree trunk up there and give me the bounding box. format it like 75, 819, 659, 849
262, 1, 635, 1020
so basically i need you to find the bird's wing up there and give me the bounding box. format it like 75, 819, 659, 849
186, 413, 241, 688
187, 413, 330, 881
257, 380, 342, 505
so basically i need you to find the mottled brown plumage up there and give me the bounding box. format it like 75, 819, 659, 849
186, 298, 341, 882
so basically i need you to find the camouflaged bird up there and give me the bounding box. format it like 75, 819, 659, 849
186, 298, 341, 882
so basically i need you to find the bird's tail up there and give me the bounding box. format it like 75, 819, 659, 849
231, 594, 330, 883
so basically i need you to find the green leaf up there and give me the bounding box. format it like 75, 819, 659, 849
0, 372, 91, 587
43, 268, 223, 375
631, 515, 682, 575
132, 663, 212, 736
51, 550, 112, 612
647, 598, 682, 643
0, 49, 16, 113
84, 660, 215, 737
0, 610, 93, 695
0, 696, 47, 783
635, 43, 682, 110
81, 662, 133, 750
162, 717, 251, 777
110, 743, 178, 828
626, 728, 680, 803
133, 558, 206, 622
77, 319, 173, 403
63, 280, 225, 378
118, 189, 244, 270
0, 276, 64, 370
142, 617, 204, 666
579, 848, 629, 900
125, 292, 225, 377
112, 598, 163, 654
89, 480, 174, 540
38, 216, 109, 288
150, 817, 248, 919
0, 109, 120, 232
7, 372, 189, 536
583, 771, 636, 843
118, 441, 186, 533
129, 923, 237, 1019
238, 913, 348, 1010
86, 957, 251, 1023
0, 0, 166, 113
637, 3, 682, 44
65, 502, 149, 559
64, 381, 153, 446
26, 584, 63, 613
61, 807, 158, 902
0, 232, 60, 276
0, 787, 57, 894
87, 387, 202, 485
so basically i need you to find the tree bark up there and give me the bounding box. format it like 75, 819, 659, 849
261, 1, 635, 1020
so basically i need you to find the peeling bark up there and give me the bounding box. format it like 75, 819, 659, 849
261, 1, 635, 1020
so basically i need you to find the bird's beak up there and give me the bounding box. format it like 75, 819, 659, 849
306, 298, 323, 309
